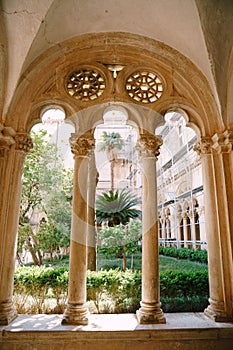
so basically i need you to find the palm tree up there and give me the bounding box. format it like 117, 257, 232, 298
96, 188, 141, 227
98, 131, 124, 190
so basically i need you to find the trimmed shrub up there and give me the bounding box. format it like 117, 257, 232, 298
13, 266, 208, 314
159, 246, 208, 264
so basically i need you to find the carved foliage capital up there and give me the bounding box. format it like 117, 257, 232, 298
15, 133, 33, 153
193, 137, 212, 155
0, 124, 16, 150
212, 131, 232, 154
136, 130, 163, 158
70, 130, 95, 157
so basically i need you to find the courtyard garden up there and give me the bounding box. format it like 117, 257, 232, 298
13, 246, 208, 315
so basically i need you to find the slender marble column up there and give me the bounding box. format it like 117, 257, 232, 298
183, 213, 188, 248
0, 131, 32, 325
62, 131, 95, 325
194, 136, 233, 321
136, 131, 166, 324
215, 131, 233, 266
87, 150, 98, 271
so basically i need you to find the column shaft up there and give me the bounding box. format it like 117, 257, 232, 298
62, 131, 95, 325
87, 151, 98, 271
136, 131, 165, 324
194, 136, 233, 321
0, 132, 32, 325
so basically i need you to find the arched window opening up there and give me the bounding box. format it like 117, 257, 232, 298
156, 111, 206, 251
17, 107, 74, 268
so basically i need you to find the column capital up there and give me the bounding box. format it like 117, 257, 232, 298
0, 124, 16, 151
136, 130, 163, 158
212, 131, 233, 154
70, 130, 95, 157
193, 136, 212, 155
14, 132, 33, 153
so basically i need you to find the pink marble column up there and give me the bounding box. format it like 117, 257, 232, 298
136, 130, 166, 324
62, 130, 95, 325
0, 131, 33, 325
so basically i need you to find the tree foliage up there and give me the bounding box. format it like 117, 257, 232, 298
96, 189, 141, 226
18, 129, 72, 265
98, 131, 124, 161
98, 131, 124, 189
98, 219, 142, 270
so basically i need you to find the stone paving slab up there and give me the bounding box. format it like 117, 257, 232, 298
1, 312, 233, 332
1, 313, 233, 350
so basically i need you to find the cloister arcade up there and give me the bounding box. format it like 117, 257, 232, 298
0, 1, 233, 348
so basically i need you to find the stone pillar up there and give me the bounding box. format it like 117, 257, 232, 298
0, 130, 33, 325
214, 131, 233, 265
183, 213, 188, 248
136, 131, 166, 324
194, 136, 233, 321
87, 150, 98, 271
62, 130, 95, 325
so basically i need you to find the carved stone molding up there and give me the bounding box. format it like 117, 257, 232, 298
0, 124, 16, 151
14, 133, 33, 153
193, 137, 212, 155
136, 131, 163, 158
212, 131, 233, 154
69, 130, 95, 157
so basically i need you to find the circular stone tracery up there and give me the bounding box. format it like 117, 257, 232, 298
66, 69, 105, 101
126, 71, 163, 103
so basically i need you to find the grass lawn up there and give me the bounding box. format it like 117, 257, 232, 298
97, 253, 208, 273
44, 252, 208, 273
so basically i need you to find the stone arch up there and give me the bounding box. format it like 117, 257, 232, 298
4, 33, 222, 138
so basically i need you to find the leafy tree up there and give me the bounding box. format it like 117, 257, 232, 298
98, 131, 124, 190
98, 219, 142, 270
96, 188, 141, 226
18, 129, 72, 265
35, 221, 69, 263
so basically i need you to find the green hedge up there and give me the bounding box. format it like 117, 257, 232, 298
159, 246, 208, 264
14, 266, 209, 314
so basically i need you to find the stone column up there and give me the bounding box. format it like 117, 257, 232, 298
62, 130, 95, 325
214, 131, 233, 265
0, 131, 33, 325
194, 136, 233, 321
183, 213, 188, 248
136, 131, 166, 324
87, 150, 98, 271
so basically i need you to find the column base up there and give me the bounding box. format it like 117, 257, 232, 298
61, 303, 89, 325
0, 300, 18, 325
136, 302, 166, 324
204, 300, 233, 322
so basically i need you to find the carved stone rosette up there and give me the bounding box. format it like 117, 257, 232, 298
14, 133, 33, 153
69, 130, 95, 157
136, 130, 163, 158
